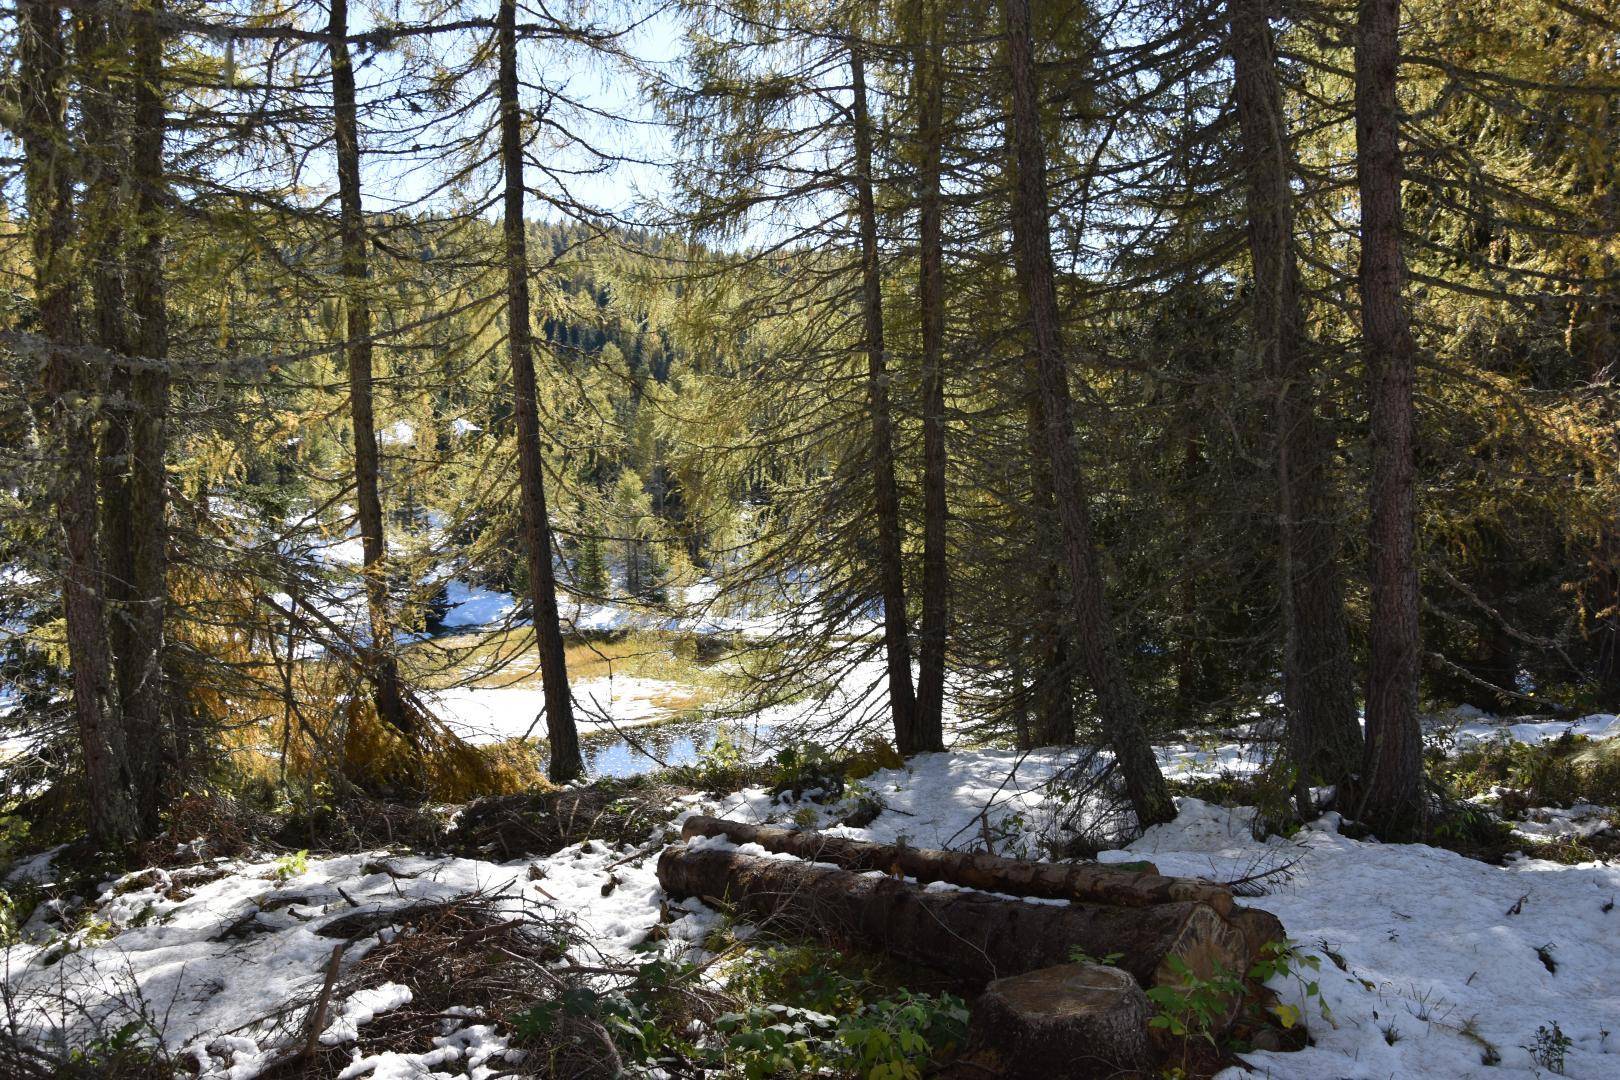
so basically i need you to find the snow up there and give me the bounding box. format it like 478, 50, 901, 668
715, 760, 1620, 1078
377, 420, 415, 447
1448, 709, 1620, 748
430, 675, 694, 743
321, 983, 414, 1045
1507, 803, 1616, 843
0, 835, 715, 1079
430, 575, 883, 641
440, 581, 517, 628
5, 731, 1617, 1077
1111, 800, 1620, 1079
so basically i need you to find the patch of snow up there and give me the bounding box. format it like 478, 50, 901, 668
429, 675, 693, 744
321, 982, 413, 1045
377, 420, 415, 447
1097, 799, 1620, 1079
1448, 711, 1620, 748
7, 731, 1617, 1078
441, 581, 517, 628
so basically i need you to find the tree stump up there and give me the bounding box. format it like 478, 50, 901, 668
969, 963, 1151, 1077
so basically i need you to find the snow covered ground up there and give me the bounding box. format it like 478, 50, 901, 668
4, 740, 1616, 1079
430, 675, 698, 744
1123, 803, 1619, 1079
1445, 707, 1620, 748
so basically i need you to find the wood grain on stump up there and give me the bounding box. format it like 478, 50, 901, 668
969, 962, 1151, 1077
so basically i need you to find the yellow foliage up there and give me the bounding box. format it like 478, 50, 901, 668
843, 735, 906, 780
168, 563, 544, 805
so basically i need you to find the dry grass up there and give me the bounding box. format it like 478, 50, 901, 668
250, 889, 720, 1080
450, 775, 692, 859
402, 628, 730, 700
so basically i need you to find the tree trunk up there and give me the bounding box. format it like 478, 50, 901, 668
850, 39, 919, 755
680, 815, 1236, 913
123, 0, 174, 826
658, 843, 1249, 992
913, 2, 949, 754
1004, 127, 1075, 749
1228, 0, 1363, 811
1594, 538, 1620, 709
1355, 0, 1424, 836
19, 0, 141, 847
77, 6, 166, 830
330, 0, 412, 742
999, 0, 1173, 827
500, 0, 582, 782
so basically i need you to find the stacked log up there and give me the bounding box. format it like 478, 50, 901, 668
658, 842, 1247, 991
679, 814, 1235, 913
659, 817, 1289, 1076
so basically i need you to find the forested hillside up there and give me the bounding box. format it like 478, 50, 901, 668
0, 0, 1617, 1077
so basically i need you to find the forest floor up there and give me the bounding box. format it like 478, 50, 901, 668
2, 685, 1617, 1078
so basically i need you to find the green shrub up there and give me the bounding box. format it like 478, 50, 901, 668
724, 944, 967, 1079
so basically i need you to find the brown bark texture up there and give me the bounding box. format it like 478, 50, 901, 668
999, 0, 1173, 827
330, 0, 413, 742
1355, 0, 1425, 836
850, 39, 919, 755
499, 0, 583, 781
914, 1, 949, 754
122, 0, 174, 825
658, 843, 1249, 992
679, 814, 1236, 914
1228, 0, 1363, 805
968, 963, 1152, 1077
20, 0, 142, 845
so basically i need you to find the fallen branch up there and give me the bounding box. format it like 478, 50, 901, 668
302, 944, 347, 1057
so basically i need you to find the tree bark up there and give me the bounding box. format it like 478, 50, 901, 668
999, 0, 1173, 827
680, 815, 1236, 913
76, 5, 166, 830
19, 0, 141, 846
123, 0, 174, 826
329, 0, 412, 742
499, 0, 582, 782
850, 39, 919, 756
913, 1, 949, 754
1004, 124, 1075, 749
1355, 0, 1424, 836
658, 843, 1249, 992
1228, 0, 1362, 810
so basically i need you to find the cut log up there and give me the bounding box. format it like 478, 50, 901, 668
680, 815, 1235, 915
968, 963, 1151, 1077
658, 843, 1247, 992
1228, 904, 1286, 966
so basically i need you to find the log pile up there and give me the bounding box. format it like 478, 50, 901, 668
679, 815, 1235, 913
659, 816, 1287, 1076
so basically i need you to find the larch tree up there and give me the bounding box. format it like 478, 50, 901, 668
1355, 0, 1424, 836
999, 0, 1173, 827
328, 0, 415, 743
1227, 0, 1362, 810
849, 32, 920, 754
911, 0, 950, 754
17, 0, 142, 844
499, 0, 583, 782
